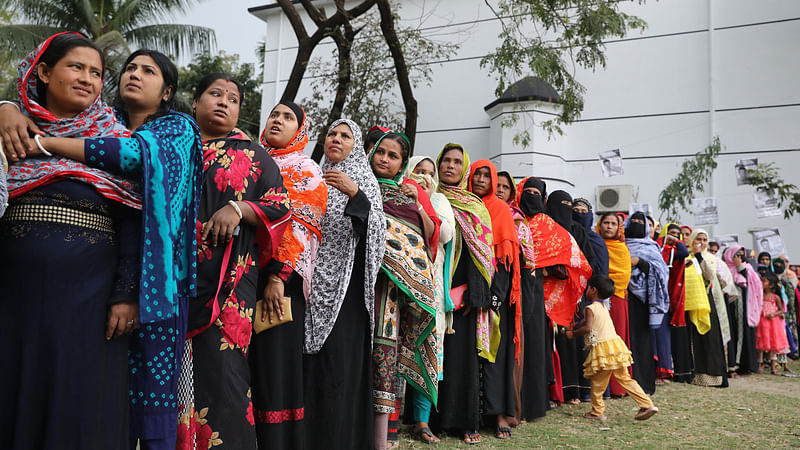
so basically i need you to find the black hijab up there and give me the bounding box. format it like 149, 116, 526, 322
625, 211, 647, 239
545, 190, 573, 230
519, 177, 546, 217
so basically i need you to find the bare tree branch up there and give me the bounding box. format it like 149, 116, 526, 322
376, 0, 418, 150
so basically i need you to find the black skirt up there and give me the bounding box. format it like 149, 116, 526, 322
688, 291, 729, 387
628, 291, 656, 395
520, 272, 549, 420
250, 275, 306, 450
0, 183, 130, 450
303, 244, 372, 450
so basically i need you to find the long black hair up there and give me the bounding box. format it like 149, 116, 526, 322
35, 33, 105, 105
116, 49, 178, 126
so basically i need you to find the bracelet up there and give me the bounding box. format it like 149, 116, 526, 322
269, 275, 283, 284
0, 100, 21, 112
227, 200, 243, 220
33, 134, 53, 157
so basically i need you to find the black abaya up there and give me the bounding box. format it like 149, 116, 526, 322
520, 270, 549, 420
628, 291, 656, 395
482, 265, 516, 419
303, 191, 373, 450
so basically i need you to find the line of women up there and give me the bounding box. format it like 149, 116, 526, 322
2, 32, 797, 450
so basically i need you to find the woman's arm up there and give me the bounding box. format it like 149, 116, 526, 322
0, 102, 43, 161
567, 307, 594, 338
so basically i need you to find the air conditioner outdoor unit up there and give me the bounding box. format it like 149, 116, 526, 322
595, 185, 634, 213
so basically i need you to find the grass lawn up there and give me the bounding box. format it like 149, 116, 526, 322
397, 359, 800, 448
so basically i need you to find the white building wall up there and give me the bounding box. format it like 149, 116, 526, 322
250, 0, 800, 256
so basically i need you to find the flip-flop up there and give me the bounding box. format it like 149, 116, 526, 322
463, 430, 481, 445
413, 427, 439, 444
495, 426, 512, 439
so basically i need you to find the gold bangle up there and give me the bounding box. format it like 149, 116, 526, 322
269, 276, 283, 284
227, 200, 243, 220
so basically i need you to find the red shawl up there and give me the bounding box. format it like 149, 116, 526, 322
468, 160, 522, 361
656, 236, 687, 326
516, 177, 592, 327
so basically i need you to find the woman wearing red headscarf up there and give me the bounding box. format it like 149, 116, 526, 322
468, 160, 521, 439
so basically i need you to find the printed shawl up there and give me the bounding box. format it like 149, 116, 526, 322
624, 213, 670, 328
188, 130, 290, 338
260, 104, 327, 299
468, 159, 523, 362
435, 145, 499, 360
375, 181, 439, 406
7, 31, 140, 208
368, 136, 438, 405
84, 112, 203, 323
304, 119, 386, 353
723, 245, 764, 327
689, 228, 730, 343
435, 144, 494, 284
402, 156, 444, 256
517, 177, 592, 327
597, 215, 632, 299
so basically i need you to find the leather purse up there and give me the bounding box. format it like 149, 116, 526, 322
254, 297, 293, 333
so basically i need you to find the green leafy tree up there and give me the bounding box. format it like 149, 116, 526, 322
301, 6, 459, 153
177, 52, 263, 140
0, 0, 216, 83
745, 163, 800, 220
657, 137, 722, 222
481, 0, 648, 144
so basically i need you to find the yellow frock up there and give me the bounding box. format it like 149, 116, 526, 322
583, 301, 634, 378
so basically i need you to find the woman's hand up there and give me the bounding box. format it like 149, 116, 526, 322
323, 170, 358, 198
0, 103, 43, 162
106, 301, 138, 340
733, 253, 744, 269
202, 202, 241, 247
262, 277, 286, 324
631, 256, 640, 267
400, 183, 418, 203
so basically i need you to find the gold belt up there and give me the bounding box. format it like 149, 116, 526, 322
3, 203, 114, 234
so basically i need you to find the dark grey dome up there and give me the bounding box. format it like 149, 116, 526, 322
484, 76, 560, 111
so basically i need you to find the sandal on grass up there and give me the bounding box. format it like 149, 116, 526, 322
495, 426, 512, 439
387, 439, 400, 450
412, 427, 439, 444
463, 430, 481, 445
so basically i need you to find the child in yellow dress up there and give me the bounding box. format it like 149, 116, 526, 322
566, 274, 659, 421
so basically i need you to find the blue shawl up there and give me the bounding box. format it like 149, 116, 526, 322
624, 213, 670, 328
84, 111, 202, 323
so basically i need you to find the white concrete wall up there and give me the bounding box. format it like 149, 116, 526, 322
250, 0, 800, 256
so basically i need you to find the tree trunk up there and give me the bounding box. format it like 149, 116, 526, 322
376, 0, 418, 152
311, 26, 356, 162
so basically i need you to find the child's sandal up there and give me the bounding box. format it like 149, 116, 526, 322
771, 361, 781, 376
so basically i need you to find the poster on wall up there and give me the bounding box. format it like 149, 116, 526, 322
752, 228, 786, 257
599, 149, 624, 177
713, 234, 739, 253
692, 197, 719, 225
735, 158, 758, 186
753, 189, 781, 218
629, 202, 653, 217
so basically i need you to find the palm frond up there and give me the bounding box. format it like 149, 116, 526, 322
2, 0, 82, 30
125, 24, 216, 57
111, 0, 203, 32
0, 24, 65, 62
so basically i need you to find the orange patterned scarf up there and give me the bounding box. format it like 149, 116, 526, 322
260, 105, 327, 298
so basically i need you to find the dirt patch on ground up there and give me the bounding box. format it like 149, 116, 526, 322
727, 370, 800, 398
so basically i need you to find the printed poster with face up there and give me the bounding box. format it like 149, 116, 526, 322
753, 189, 781, 219
628, 202, 652, 218
692, 197, 719, 225
735, 158, 757, 186
713, 234, 739, 254
752, 228, 786, 257
599, 149, 623, 177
